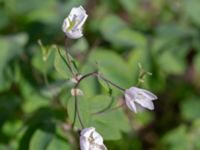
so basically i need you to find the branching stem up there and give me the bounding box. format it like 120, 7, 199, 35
72, 71, 125, 129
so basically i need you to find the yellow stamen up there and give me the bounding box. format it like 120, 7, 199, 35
66, 18, 76, 32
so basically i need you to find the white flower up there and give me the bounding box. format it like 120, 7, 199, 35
124, 87, 157, 113
62, 6, 88, 39
80, 127, 107, 150
70, 74, 82, 83
71, 88, 84, 96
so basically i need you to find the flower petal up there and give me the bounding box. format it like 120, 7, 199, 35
72, 6, 88, 29
124, 87, 137, 98
65, 29, 83, 39
100, 144, 108, 150
92, 131, 103, 145
62, 18, 69, 32
80, 136, 90, 150
81, 127, 95, 137
70, 6, 86, 19
134, 98, 154, 110
125, 93, 137, 113
140, 89, 158, 101
75, 13, 88, 29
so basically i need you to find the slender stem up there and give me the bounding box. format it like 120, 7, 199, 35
63, 36, 82, 129
93, 102, 125, 115
72, 71, 97, 129
57, 46, 74, 76
98, 74, 125, 91
74, 71, 125, 91
72, 98, 77, 129
66, 50, 78, 75
75, 95, 84, 129
75, 71, 98, 88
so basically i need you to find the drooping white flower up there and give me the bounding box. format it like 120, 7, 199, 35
62, 6, 88, 39
80, 127, 107, 150
124, 87, 157, 113
71, 88, 84, 96
70, 74, 82, 83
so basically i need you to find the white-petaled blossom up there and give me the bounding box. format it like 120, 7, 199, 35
70, 74, 82, 83
124, 87, 157, 113
71, 88, 84, 96
80, 127, 107, 150
62, 6, 88, 39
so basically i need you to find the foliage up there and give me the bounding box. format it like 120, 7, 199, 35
0, 0, 200, 149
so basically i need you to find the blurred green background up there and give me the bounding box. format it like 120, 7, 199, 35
0, 0, 200, 149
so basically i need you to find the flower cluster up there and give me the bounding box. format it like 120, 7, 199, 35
62, 6, 158, 150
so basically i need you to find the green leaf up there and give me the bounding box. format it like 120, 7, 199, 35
68, 94, 130, 140
156, 24, 193, 38
19, 78, 49, 113
0, 144, 8, 150
0, 33, 28, 91
134, 111, 154, 127
79, 64, 99, 97
100, 15, 146, 49
183, 0, 200, 26
89, 95, 113, 113
47, 136, 71, 150
128, 48, 151, 84
97, 77, 111, 93
32, 44, 55, 74
71, 38, 89, 53
0, 10, 10, 31
30, 130, 54, 150
189, 119, 200, 149
157, 51, 185, 75
159, 120, 200, 149
91, 109, 130, 140
88, 48, 132, 88
39, 81, 68, 99
118, 0, 138, 14
181, 97, 200, 121
162, 125, 188, 150
4, 0, 47, 14
26, 0, 59, 24
2, 121, 22, 137
89, 95, 130, 140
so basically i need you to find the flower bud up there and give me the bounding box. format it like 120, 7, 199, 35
124, 87, 157, 113
71, 88, 84, 96
80, 127, 107, 150
62, 6, 88, 39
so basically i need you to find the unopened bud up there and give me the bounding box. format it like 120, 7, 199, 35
71, 88, 84, 96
